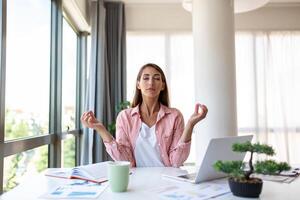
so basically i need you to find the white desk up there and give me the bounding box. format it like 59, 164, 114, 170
1, 167, 299, 200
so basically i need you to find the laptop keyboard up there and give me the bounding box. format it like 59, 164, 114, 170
178, 173, 197, 180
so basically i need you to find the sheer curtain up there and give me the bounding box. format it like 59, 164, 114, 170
236, 31, 300, 165
126, 32, 196, 163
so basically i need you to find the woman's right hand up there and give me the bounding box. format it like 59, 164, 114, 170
81, 111, 106, 132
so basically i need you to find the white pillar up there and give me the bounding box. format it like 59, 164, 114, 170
193, 0, 237, 165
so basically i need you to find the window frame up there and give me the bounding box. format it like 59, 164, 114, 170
0, 0, 7, 195
0, 0, 88, 194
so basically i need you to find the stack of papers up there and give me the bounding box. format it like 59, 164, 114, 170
253, 167, 300, 183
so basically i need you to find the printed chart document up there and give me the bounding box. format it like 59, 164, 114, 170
45, 162, 109, 183
253, 167, 300, 183
147, 179, 230, 200
40, 180, 108, 199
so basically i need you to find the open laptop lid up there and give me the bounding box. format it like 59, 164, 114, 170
195, 135, 253, 183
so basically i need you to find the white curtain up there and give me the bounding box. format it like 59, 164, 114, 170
236, 31, 300, 165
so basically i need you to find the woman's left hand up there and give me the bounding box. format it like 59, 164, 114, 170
188, 103, 208, 127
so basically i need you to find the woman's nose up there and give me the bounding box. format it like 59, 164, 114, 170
148, 78, 154, 85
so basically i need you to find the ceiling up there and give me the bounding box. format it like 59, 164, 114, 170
109, 0, 300, 3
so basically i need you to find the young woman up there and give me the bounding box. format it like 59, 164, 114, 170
81, 63, 208, 167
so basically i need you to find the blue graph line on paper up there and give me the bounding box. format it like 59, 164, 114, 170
51, 191, 63, 195
68, 191, 97, 196
51, 187, 63, 195
163, 192, 193, 200
69, 180, 89, 185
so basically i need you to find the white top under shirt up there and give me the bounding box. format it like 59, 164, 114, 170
134, 123, 164, 167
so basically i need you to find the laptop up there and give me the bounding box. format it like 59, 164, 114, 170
162, 135, 253, 183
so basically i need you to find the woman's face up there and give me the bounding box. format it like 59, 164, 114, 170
137, 67, 165, 99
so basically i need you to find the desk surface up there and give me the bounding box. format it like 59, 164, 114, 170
1, 167, 299, 200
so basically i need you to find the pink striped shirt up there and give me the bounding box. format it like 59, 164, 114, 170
104, 104, 191, 167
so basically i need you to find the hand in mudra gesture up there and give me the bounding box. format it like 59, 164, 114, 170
189, 103, 208, 126
81, 111, 106, 131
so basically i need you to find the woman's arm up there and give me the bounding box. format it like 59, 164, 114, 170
105, 113, 136, 167
81, 110, 136, 167
179, 104, 208, 143
168, 104, 208, 167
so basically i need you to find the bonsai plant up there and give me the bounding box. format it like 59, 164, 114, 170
213, 141, 291, 198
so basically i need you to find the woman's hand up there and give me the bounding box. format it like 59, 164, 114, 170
81, 111, 106, 132
188, 103, 208, 127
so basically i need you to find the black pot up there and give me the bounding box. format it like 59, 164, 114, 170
228, 177, 263, 198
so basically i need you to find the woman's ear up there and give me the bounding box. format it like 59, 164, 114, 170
161, 83, 165, 91
137, 81, 141, 90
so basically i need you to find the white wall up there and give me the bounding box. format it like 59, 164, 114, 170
235, 5, 300, 30
126, 3, 191, 31
75, 0, 89, 24
125, 3, 300, 31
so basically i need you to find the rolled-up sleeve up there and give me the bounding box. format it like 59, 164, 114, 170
104, 111, 136, 167
168, 112, 191, 167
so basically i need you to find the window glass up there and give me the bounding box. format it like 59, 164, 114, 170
3, 145, 48, 192
87, 35, 91, 79
62, 135, 76, 168
62, 18, 77, 131
5, 0, 51, 140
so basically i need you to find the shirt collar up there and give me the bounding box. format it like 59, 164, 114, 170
130, 103, 172, 117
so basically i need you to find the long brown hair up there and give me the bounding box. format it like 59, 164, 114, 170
131, 63, 170, 107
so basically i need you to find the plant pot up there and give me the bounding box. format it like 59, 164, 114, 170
228, 177, 263, 198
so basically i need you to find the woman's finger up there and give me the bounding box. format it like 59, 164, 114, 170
81, 112, 88, 120
194, 103, 201, 114
200, 105, 208, 114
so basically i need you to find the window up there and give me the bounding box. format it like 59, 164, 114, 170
61, 18, 77, 167
0, 0, 88, 193
235, 31, 300, 164
62, 135, 75, 168
62, 18, 77, 132
3, 146, 48, 192
5, 0, 51, 140
2, 0, 51, 192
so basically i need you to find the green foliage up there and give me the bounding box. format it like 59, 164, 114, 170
35, 146, 48, 172
107, 101, 131, 133
5, 116, 30, 140
116, 101, 131, 113
3, 154, 23, 192
63, 137, 76, 168
214, 141, 290, 181
214, 161, 245, 179
4, 109, 48, 191
255, 160, 291, 175
232, 141, 253, 152
232, 142, 275, 156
